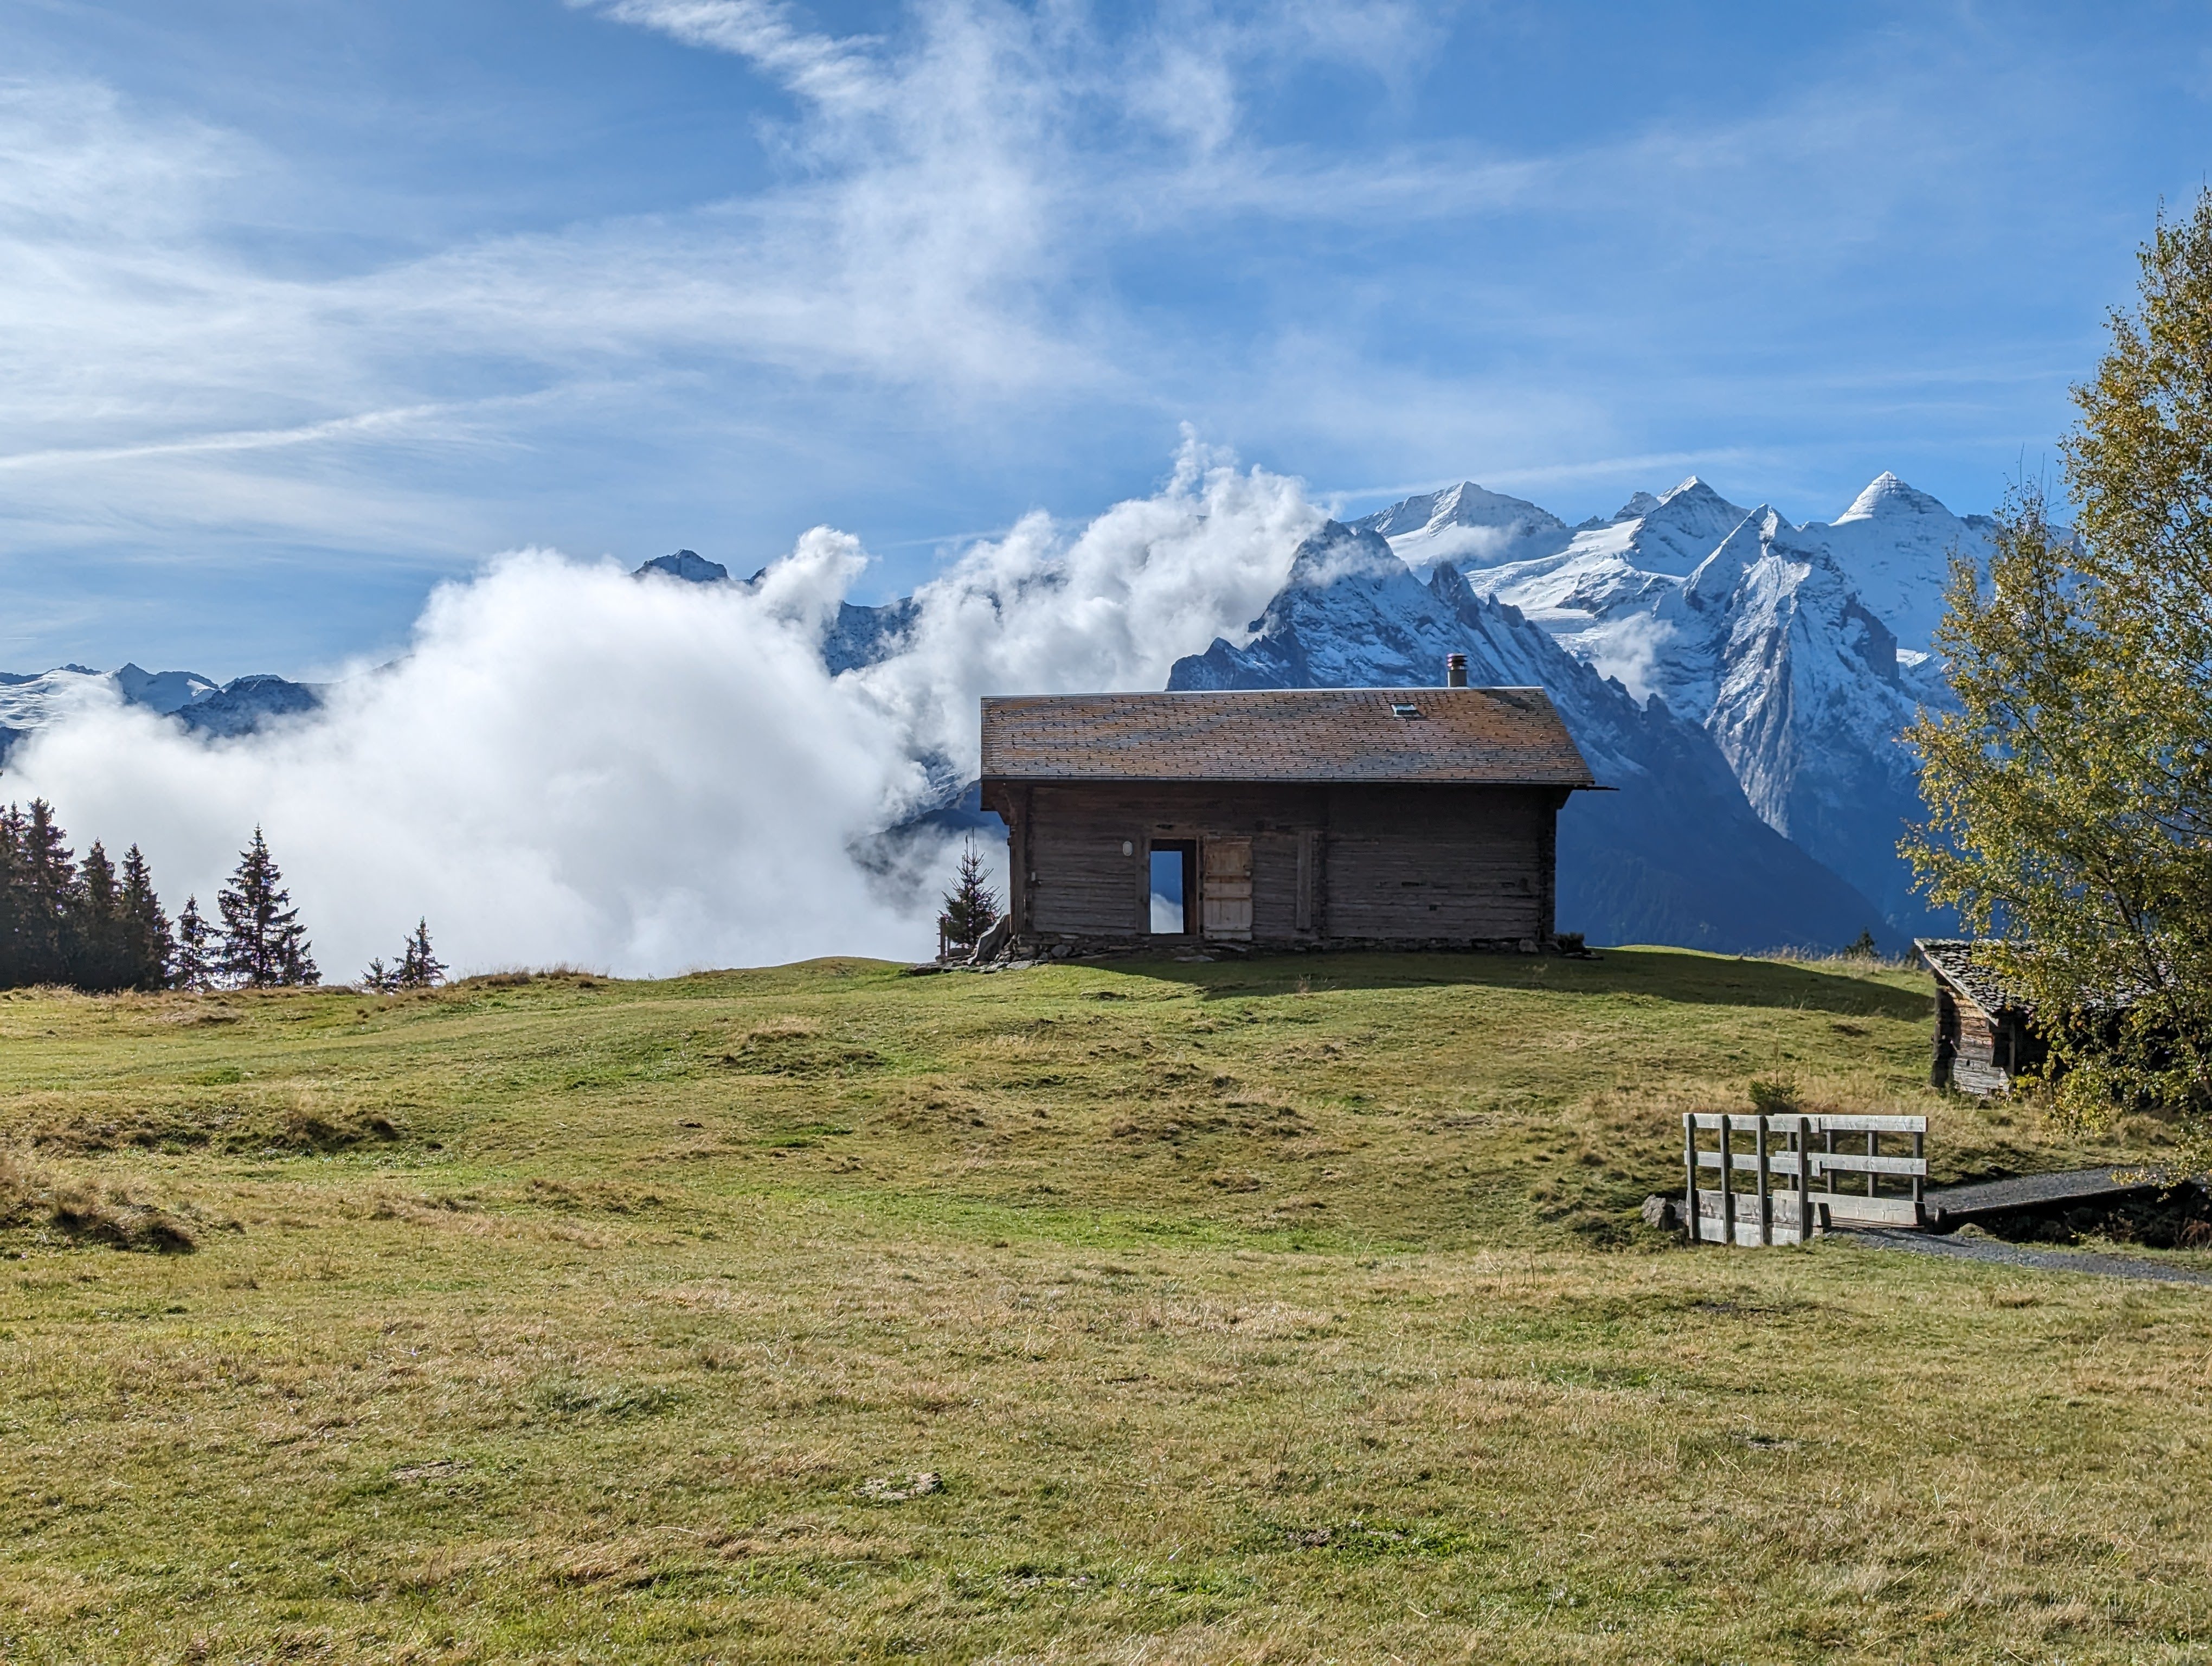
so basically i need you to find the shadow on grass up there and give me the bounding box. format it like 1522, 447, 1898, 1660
1088, 947, 1931, 1021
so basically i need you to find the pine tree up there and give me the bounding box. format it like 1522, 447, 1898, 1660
118, 846, 173, 992
361, 956, 396, 992
396, 919, 446, 988
67, 840, 127, 992
937, 836, 1000, 955
15, 800, 77, 986
216, 828, 319, 988
1906, 190, 2212, 1156
0, 805, 23, 989
171, 896, 215, 992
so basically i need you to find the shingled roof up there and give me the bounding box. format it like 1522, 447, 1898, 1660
1915, 939, 2029, 1017
980, 688, 1597, 786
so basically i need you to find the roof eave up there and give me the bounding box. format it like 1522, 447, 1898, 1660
980, 772, 1599, 789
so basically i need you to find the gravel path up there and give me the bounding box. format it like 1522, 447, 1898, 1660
1838, 1226, 2212, 1286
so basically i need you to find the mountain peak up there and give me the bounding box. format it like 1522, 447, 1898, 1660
1353, 483, 1571, 572
1658, 476, 1746, 513
1836, 471, 1949, 524
1358, 480, 1564, 536
635, 550, 730, 584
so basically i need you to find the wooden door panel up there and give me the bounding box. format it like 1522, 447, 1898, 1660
1201, 838, 1253, 939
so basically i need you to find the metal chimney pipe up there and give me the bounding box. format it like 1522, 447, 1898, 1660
1445, 652, 1468, 688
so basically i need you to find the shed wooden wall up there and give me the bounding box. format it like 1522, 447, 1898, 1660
1931, 978, 2046, 1097
986, 779, 1562, 947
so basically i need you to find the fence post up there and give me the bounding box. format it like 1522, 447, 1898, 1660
1683, 1114, 1699, 1245
1755, 1116, 1772, 1246
1912, 1126, 1925, 1216
1797, 1116, 1815, 1241
1867, 1127, 1879, 1199
1719, 1114, 1735, 1247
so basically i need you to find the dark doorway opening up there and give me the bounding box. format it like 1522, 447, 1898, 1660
1148, 841, 1197, 934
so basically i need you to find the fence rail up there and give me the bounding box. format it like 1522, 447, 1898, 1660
1683, 1112, 1928, 1246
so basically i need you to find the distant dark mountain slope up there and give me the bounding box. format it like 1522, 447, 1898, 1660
633, 548, 918, 676
174, 674, 324, 738
1167, 521, 1891, 953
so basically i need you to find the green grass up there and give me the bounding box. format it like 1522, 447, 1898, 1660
1, 949, 2208, 1663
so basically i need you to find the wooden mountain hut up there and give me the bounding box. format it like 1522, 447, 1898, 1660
978, 675, 1598, 957
1915, 938, 2048, 1095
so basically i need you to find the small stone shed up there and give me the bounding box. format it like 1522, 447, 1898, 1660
978, 683, 1597, 956
1915, 938, 2049, 1095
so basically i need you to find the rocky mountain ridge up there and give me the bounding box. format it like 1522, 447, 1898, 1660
1350, 470, 1990, 936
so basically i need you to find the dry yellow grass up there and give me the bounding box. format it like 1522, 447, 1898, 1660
0, 950, 2206, 1663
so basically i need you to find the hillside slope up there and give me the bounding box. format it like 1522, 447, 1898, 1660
0, 958, 2195, 1664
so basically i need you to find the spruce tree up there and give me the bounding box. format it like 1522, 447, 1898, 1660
68, 840, 126, 992
0, 805, 23, 989
118, 846, 173, 992
361, 956, 396, 992
171, 896, 215, 992
396, 919, 446, 988
937, 835, 1000, 955
216, 829, 319, 988
16, 800, 76, 986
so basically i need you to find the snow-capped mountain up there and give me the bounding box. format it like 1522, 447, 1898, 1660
1352, 471, 1991, 936
1, 488, 1980, 953
0, 664, 320, 762
1811, 471, 1992, 652
1171, 521, 1891, 952
1356, 481, 1572, 570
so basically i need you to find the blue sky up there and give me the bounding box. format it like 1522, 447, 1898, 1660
4, 0, 2209, 677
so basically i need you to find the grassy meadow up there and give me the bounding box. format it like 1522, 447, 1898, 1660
2, 949, 2209, 1664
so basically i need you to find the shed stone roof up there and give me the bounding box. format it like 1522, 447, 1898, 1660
1915, 939, 2028, 1018
1915, 937, 2154, 1019
980, 688, 1596, 786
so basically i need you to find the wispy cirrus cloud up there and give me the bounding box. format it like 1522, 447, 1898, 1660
584, 0, 885, 105
0, 0, 2180, 672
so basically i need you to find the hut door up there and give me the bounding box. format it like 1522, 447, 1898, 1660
1201, 838, 1253, 940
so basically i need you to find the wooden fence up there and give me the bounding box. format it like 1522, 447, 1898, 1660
1684, 1112, 1928, 1246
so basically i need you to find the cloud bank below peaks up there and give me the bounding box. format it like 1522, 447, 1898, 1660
5, 445, 1317, 977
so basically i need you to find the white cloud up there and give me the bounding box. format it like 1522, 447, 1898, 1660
4, 441, 1318, 975
0, 0, 2102, 666
587, 0, 884, 106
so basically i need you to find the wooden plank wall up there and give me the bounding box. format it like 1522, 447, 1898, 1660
1006, 781, 1559, 944
1323, 785, 1547, 941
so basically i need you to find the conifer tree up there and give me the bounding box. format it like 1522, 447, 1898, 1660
171, 896, 215, 992
12, 800, 77, 986
396, 919, 446, 988
68, 840, 126, 992
0, 804, 23, 989
216, 829, 319, 988
361, 956, 396, 992
937, 835, 1000, 955
118, 846, 173, 992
